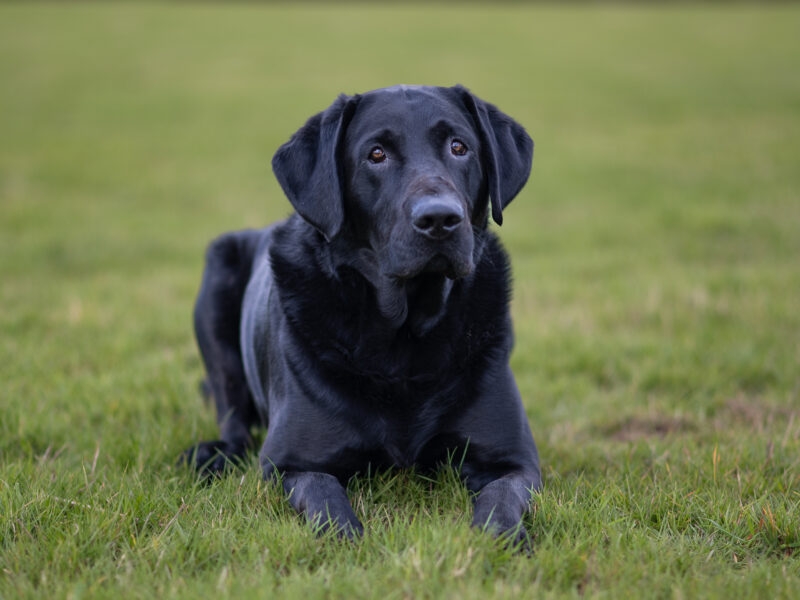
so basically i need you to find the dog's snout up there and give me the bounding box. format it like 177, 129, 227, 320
411, 198, 465, 240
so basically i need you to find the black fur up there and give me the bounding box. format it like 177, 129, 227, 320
184, 85, 541, 546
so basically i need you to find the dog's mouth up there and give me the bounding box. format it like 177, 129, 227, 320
363, 224, 476, 285
390, 252, 473, 281
421, 254, 468, 279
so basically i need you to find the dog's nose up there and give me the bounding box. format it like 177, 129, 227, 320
411, 198, 465, 240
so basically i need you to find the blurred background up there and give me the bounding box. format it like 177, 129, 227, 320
1, 1, 799, 477
2, 3, 800, 597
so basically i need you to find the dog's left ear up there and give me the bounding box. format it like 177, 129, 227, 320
272, 94, 360, 241
456, 86, 533, 226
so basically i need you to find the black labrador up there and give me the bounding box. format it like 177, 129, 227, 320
185, 85, 541, 544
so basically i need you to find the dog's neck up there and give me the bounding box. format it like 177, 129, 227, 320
327, 241, 455, 337
372, 271, 454, 338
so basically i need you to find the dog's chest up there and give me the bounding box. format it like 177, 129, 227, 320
354, 382, 461, 470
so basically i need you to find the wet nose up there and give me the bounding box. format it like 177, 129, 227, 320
411, 197, 465, 240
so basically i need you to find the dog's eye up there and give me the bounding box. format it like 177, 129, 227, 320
368, 146, 387, 163
450, 139, 468, 156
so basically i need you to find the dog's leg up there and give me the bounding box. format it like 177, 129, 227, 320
281, 472, 364, 539
259, 406, 366, 538
183, 230, 263, 475
448, 365, 542, 549
470, 471, 539, 550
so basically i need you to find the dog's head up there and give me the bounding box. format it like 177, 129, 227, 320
272, 85, 533, 284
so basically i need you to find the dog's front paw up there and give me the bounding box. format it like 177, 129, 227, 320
309, 510, 364, 541
179, 440, 246, 477
497, 523, 534, 555
471, 513, 534, 555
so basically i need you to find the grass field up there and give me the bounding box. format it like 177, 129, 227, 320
2, 3, 800, 598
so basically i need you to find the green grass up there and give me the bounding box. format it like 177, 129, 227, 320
2, 3, 799, 598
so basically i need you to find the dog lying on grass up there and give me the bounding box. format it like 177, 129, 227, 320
184, 85, 541, 546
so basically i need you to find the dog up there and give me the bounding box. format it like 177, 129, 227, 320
184, 84, 541, 545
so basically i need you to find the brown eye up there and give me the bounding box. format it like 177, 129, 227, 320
450, 139, 468, 156
368, 146, 386, 163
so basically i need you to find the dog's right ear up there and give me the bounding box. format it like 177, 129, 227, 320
272, 94, 359, 242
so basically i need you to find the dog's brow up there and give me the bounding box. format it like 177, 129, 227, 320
429, 119, 473, 146
425, 120, 452, 144
363, 128, 401, 145
431, 119, 456, 135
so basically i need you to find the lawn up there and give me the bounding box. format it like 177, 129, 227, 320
1, 3, 799, 598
